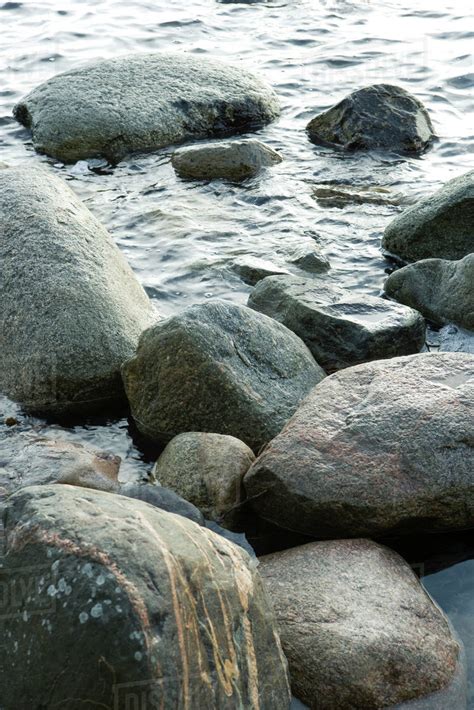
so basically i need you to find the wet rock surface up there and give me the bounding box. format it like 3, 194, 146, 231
118, 480, 205, 525
232, 256, 290, 285
385, 254, 474, 330
382, 170, 474, 261
306, 84, 434, 154
1, 484, 290, 709
0, 167, 155, 415
259, 539, 463, 710
14, 54, 281, 163
244, 352, 474, 538
248, 275, 426, 372
122, 300, 325, 452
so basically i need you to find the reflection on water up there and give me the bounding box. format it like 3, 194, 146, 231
0, 0, 473, 704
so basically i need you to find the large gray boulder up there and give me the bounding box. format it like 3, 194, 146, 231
244, 353, 474, 538
0, 167, 154, 414
382, 170, 474, 261
259, 539, 465, 710
14, 54, 281, 163
384, 254, 474, 330
122, 300, 325, 453
0, 485, 290, 709
171, 139, 282, 181
306, 84, 434, 154
152, 432, 255, 529
248, 275, 426, 372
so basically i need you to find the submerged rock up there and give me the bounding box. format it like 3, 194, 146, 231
1, 485, 290, 708
259, 539, 463, 710
172, 139, 282, 181
14, 54, 280, 163
244, 353, 474, 538
248, 275, 426, 372
382, 170, 474, 261
312, 182, 406, 208
118, 480, 205, 525
306, 84, 434, 154
152, 432, 255, 530
384, 254, 474, 330
122, 300, 325, 453
232, 256, 290, 285
0, 167, 154, 414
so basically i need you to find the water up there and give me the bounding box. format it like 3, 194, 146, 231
0, 0, 473, 705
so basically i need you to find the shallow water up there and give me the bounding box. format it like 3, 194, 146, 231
0, 0, 473, 705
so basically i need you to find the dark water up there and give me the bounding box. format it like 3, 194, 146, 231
0, 0, 473, 705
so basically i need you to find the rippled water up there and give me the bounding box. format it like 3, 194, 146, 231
1, 0, 473, 705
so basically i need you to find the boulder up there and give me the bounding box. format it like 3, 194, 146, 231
287, 247, 330, 274
259, 539, 464, 710
0, 167, 154, 414
171, 139, 282, 181
152, 432, 255, 529
0, 485, 290, 708
244, 352, 474, 538
14, 54, 280, 163
306, 84, 434, 154
122, 300, 325, 453
118, 480, 205, 525
382, 170, 474, 261
248, 275, 426, 372
232, 256, 290, 285
384, 254, 474, 330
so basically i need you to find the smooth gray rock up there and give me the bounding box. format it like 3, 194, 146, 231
382, 170, 474, 261
172, 139, 282, 181
122, 300, 325, 453
1, 485, 290, 709
288, 247, 330, 274
14, 54, 281, 163
244, 353, 474, 538
152, 432, 255, 529
118, 480, 205, 525
384, 254, 474, 330
0, 167, 155, 414
306, 84, 434, 154
438, 325, 474, 354
248, 275, 426, 372
259, 539, 464, 710
232, 256, 290, 285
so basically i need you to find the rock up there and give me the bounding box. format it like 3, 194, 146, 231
248, 275, 426, 372
118, 480, 205, 525
122, 300, 325, 453
1, 484, 290, 708
384, 254, 474, 330
14, 54, 280, 163
0, 167, 154, 414
312, 182, 406, 208
152, 432, 255, 529
172, 139, 282, 181
306, 84, 434, 154
382, 170, 474, 261
287, 247, 330, 274
438, 325, 474, 354
232, 256, 290, 285
205, 521, 256, 558
259, 539, 463, 710
244, 352, 474, 538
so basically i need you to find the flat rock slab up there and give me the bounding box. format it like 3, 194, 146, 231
248, 275, 426, 372
14, 53, 281, 163
232, 256, 290, 285
382, 170, 474, 261
259, 539, 463, 710
0, 167, 154, 414
122, 300, 325, 453
172, 139, 282, 181
384, 254, 474, 330
1, 484, 290, 708
306, 84, 434, 154
244, 352, 474, 538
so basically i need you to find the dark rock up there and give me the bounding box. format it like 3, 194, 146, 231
232, 256, 290, 285
306, 84, 434, 154
122, 300, 325, 453
172, 139, 282, 181
287, 247, 330, 274
248, 275, 426, 372
312, 182, 406, 208
118, 480, 204, 525
244, 352, 474, 538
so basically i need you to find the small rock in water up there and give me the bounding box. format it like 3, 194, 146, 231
152, 432, 255, 530
312, 182, 405, 208
287, 247, 330, 273
259, 539, 464, 709
248, 275, 426, 372
382, 169, 474, 261
232, 256, 290, 285
4, 416, 18, 426
122, 299, 325, 452
384, 253, 474, 331
306, 84, 435, 154
171, 139, 282, 181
